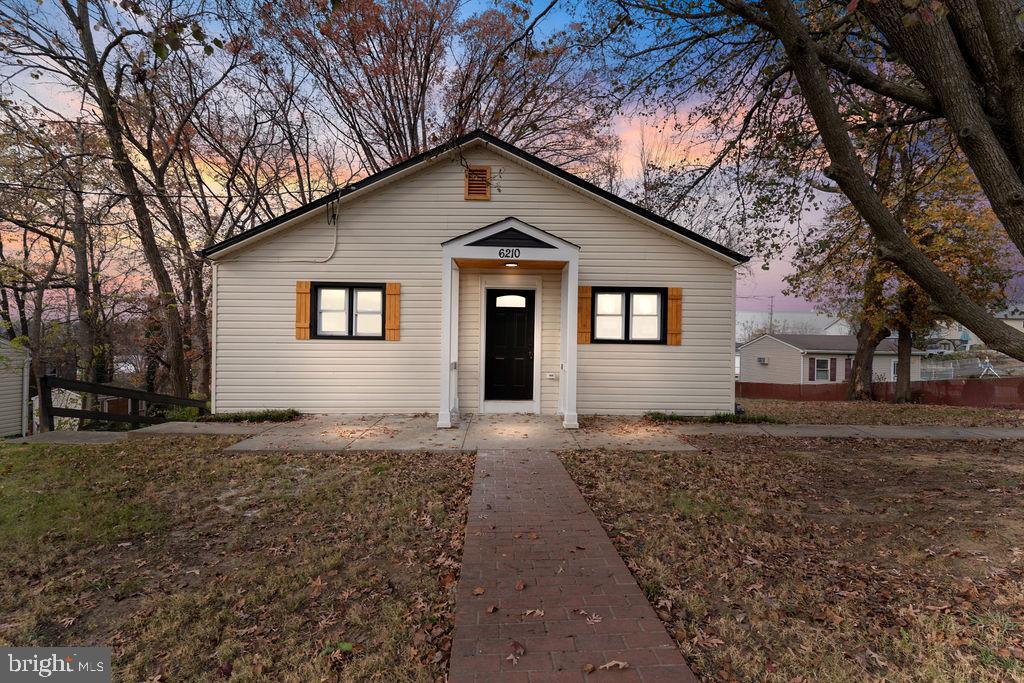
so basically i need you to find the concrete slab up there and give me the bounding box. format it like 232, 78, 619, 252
225, 415, 394, 452
574, 417, 698, 451
670, 422, 770, 436
347, 414, 467, 451
130, 421, 275, 437
12, 431, 128, 445
462, 414, 578, 450
759, 424, 872, 438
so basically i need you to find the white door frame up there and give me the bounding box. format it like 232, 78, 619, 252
437, 217, 579, 428
479, 275, 542, 415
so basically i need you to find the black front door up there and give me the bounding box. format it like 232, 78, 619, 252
484, 289, 535, 401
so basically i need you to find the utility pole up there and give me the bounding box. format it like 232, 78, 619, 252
768, 295, 775, 334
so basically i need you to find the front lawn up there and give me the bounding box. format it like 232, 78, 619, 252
562, 437, 1024, 681
0, 437, 472, 681
739, 398, 1024, 427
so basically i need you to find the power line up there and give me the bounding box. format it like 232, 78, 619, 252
0, 179, 339, 201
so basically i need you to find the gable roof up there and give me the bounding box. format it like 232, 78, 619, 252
742, 333, 924, 355
199, 130, 749, 263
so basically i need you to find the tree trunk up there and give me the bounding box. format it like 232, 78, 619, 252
895, 320, 913, 402
848, 323, 889, 400
846, 258, 887, 400
68, 135, 97, 401
69, 0, 189, 397
191, 260, 211, 399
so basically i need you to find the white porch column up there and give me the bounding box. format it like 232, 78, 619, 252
450, 263, 460, 419
562, 256, 579, 428
437, 255, 455, 428
559, 266, 568, 417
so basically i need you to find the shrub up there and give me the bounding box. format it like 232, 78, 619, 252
198, 408, 301, 423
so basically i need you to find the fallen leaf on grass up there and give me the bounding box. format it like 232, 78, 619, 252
439, 572, 457, 588
506, 640, 525, 666
472, 586, 486, 596
599, 659, 628, 670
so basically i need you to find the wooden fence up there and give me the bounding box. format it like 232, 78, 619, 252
736, 377, 1024, 409
38, 376, 207, 432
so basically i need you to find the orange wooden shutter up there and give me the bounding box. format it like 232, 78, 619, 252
464, 166, 491, 200
385, 282, 401, 341
295, 281, 311, 340
667, 287, 682, 345
577, 286, 592, 344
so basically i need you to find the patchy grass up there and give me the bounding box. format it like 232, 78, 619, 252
646, 411, 783, 424
740, 398, 1024, 427
562, 437, 1024, 681
0, 437, 472, 681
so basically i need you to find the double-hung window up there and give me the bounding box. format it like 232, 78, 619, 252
815, 358, 830, 381
312, 283, 385, 339
592, 287, 667, 344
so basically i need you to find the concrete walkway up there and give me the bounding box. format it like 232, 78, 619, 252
221, 414, 1024, 453
14, 415, 1024, 448
450, 449, 694, 682
224, 414, 701, 453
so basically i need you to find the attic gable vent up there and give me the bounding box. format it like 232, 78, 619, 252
464, 166, 491, 200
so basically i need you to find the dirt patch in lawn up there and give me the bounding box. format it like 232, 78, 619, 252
0, 436, 473, 681
562, 437, 1024, 681
739, 398, 1024, 427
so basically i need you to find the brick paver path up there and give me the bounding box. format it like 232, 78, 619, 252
450, 449, 696, 682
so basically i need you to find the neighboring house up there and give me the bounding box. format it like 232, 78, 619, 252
931, 303, 1024, 350
200, 131, 749, 427
739, 334, 923, 385
0, 338, 30, 436
822, 318, 852, 336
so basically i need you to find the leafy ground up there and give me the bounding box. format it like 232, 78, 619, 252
0, 436, 472, 681
739, 398, 1024, 427
562, 437, 1024, 681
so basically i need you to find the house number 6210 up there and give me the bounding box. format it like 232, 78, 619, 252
498, 248, 520, 259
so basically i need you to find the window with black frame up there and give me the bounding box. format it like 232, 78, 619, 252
311, 283, 385, 339
591, 287, 667, 344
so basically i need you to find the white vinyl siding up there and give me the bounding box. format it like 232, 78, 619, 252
872, 354, 922, 382
213, 147, 736, 416
738, 337, 805, 384
0, 343, 27, 435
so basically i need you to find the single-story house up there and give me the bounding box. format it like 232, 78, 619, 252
738, 334, 923, 385
200, 131, 749, 427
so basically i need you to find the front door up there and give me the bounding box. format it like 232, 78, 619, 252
484, 289, 535, 401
